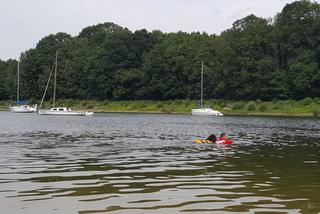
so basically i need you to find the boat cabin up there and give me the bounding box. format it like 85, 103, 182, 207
50, 107, 71, 112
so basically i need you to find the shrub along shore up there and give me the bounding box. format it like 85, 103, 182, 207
1, 98, 320, 117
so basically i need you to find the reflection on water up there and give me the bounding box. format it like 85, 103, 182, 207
0, 112, 319, 213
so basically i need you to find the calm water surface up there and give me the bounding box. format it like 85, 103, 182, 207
0, 112, 319, 213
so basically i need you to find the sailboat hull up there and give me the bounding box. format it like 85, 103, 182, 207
38, 109, 86, 116
10, 105, 37, 113
191, 108, 223, 116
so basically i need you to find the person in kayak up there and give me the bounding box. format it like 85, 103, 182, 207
219, 133, 227, 139
206, 134, 217, 143
216, 133, 233, 145
193, 133, 232, 144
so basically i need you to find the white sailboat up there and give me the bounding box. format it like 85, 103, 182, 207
9, 61, 37, 113
38, 51, 93, 116
191, 62, 223, 116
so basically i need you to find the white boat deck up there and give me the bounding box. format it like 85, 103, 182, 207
38, 107, 93, 116
10, 105, 37, 113
191, 108, 223, 116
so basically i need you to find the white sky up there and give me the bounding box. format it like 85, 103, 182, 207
0, 0, 297, 60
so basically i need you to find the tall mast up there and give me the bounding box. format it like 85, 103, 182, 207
53, 51, 57, 107
200, 61, 204, 108
17, 61, 20, 102
39, 62, 55, 110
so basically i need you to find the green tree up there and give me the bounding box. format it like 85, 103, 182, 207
216, 15, 281, 100
1, 2, 319, 102
275, 0, 320, 98
139, 32, 218, 100
20, 32, 72, 100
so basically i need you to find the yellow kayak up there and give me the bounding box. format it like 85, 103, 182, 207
192, 139, 214, 144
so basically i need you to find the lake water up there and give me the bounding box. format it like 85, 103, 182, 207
0, 112, 319, 213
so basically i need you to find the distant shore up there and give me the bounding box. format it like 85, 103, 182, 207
1, 99, 319, 117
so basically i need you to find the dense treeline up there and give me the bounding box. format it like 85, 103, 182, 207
0, 0, 319, 102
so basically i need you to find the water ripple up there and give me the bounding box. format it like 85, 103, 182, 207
0, 113, 319, 213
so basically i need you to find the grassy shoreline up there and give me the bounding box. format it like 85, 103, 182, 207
1, 99, 319, 117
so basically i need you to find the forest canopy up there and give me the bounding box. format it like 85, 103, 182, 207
1, 0, 319, 102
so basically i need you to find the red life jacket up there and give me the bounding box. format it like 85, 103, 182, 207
216, 137, 233, 145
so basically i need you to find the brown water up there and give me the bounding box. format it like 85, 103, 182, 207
0, 112, 319, 213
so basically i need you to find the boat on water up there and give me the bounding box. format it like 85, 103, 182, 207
9, 61, 37, 113
191, 62, 223, 116
191, 107, 223, 116
38, 51, 94, 116
38, 107, 93, 116
10, 104, 37, 113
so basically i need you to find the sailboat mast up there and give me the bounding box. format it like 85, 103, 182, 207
17, 61, 20, 102
53, 51, 57, 107
200, 61, 204, 108
39, 62, 55, 110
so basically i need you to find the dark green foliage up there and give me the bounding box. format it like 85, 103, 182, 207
138, 32, 217, 100
0, 59, 17, 100
275, 0, 320, 99
246, 101, 257, 111
0, 1, 319, 102
259, 103, 268, 112
78, 22, 125, 43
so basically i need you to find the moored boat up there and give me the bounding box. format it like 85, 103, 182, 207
10, 104, 37, 113
38, 51, 94, 116
191, 62, 223, 116
38, 107, 86, 116
191, 108, 223, 116
9, 61, 37, 113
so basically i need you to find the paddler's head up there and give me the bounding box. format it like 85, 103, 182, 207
220, 133, 227, 138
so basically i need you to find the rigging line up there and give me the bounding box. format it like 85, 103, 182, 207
39, 62, 55, 110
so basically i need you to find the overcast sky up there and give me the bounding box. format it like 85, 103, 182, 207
0, 0, 297, 60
